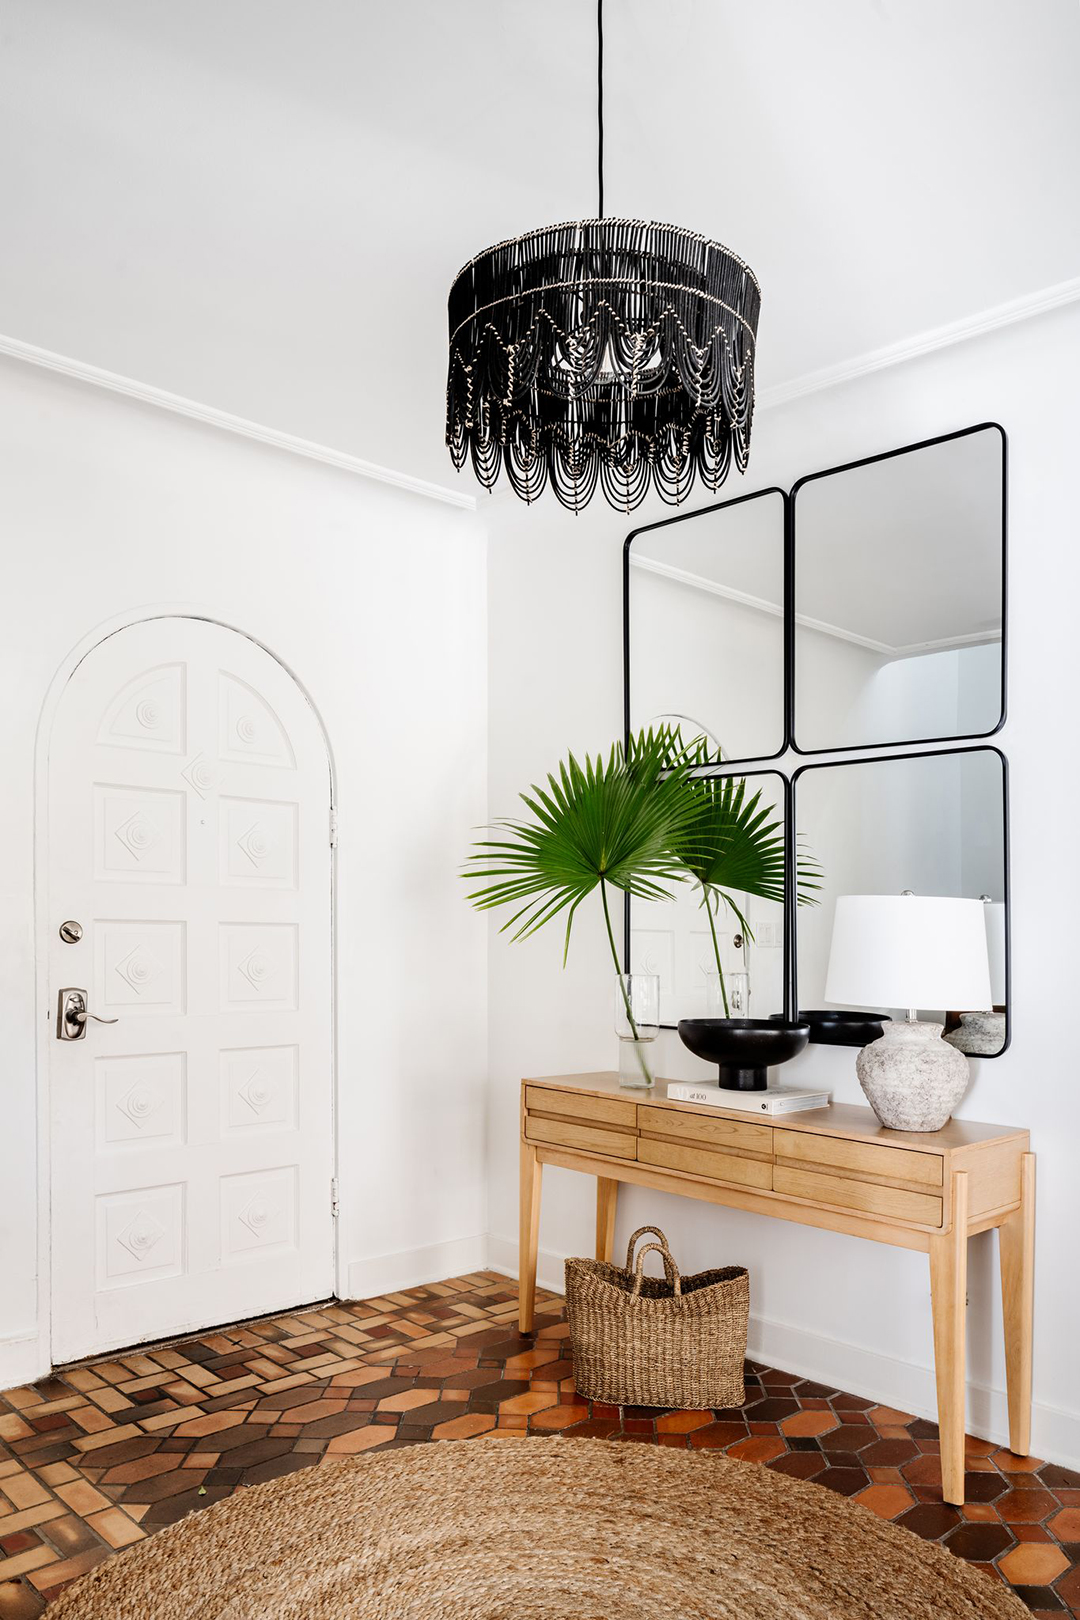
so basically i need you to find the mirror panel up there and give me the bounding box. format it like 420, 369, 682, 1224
628, 769, 787, 1028
793, 425, 1005, 753
793, 749, 1008, 1056
627, 489, 786, 764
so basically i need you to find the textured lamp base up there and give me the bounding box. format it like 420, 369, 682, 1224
944, 1010, 1007, 1055
855, 1020, 970, 1132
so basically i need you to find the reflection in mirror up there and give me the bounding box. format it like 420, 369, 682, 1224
795, 749, 1007, 1056
628, 489, 785, 763
793, 425, 1005, 752
629, 770, 787, 1027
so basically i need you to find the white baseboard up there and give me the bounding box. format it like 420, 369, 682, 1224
0, 1332, 48, 1391
345, 1233, 489, 1301
488, 1236, 1080, 1473
489, 1234, 567, 1296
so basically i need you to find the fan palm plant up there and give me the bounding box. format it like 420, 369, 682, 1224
464, 728, 699, 1080
669, 741, 821, 1015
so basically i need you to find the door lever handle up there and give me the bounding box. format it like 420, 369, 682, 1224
56, 988, 119, 1041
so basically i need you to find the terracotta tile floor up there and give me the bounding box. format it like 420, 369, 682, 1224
1, 1272, 1078, 1617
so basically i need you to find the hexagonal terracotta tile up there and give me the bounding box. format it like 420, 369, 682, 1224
997, 1543, 1069, 1586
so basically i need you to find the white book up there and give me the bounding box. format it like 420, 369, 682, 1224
666, 1081, 832, 1116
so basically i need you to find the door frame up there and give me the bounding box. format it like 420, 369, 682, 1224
34, 603, 342, 1375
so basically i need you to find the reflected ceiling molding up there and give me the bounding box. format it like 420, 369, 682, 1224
758, 273, 1080, 412
628, 552, 783, 620
629, 552, 1001, 657
0, 331, 478, 512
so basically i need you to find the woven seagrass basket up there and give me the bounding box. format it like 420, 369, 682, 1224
565, 1225, 748, 1409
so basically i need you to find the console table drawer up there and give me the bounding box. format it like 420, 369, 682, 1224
525, 1115, 637, 1160
524, 1086, 637, 1130
639, 1136, 772, 1190
774, 1130, 943, 1189
773, 1163, 943, 1226
639, 1105, 772, 1156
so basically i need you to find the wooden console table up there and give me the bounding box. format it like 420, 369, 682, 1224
519, 1073, 1034, 1506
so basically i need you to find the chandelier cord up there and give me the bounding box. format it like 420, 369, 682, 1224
597, 0, 604, 219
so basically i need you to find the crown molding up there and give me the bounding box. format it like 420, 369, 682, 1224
3, 271, 1077, 511
0, 332, 477, 511
758, 274, 1080, 412
629, 551, 1001, 657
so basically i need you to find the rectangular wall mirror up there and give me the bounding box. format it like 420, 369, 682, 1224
792, 424, 1005, 754
793, 748, 1008, 1056
628, 769, 788, 1028
626, 488, 786, 765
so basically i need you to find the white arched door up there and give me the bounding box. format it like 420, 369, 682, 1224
46, 618, 334, 1363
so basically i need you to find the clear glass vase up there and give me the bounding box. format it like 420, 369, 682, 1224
614, 972, 660, 1088
705, 968, 750, 1018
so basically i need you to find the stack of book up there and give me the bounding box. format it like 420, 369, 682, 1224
666, 1081, 832, 1117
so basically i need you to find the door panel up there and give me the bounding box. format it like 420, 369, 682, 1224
48, 618, 334, 1363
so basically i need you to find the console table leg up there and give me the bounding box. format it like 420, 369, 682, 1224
999, 1152, 1036, 1458
519, 1141, 542, 1333
596, 1177, 619, 1263
930, 1171, 969, 1505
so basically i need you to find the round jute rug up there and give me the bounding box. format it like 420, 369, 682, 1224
51, 1436, 1024, 1619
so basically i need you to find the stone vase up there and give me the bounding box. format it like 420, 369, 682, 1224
943, 1010, 1007, 1056
855, 1020, 970, 1132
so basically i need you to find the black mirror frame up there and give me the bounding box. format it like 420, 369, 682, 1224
788, 422, 1008, 758
621, 424, 1011, 1058
789, 744, 1011, 1059
624, 766, 793, 1033
623, 485, 791, 767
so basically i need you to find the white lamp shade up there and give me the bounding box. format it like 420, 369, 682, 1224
985, 901, 1007, 1005
825, 895, 993, 1012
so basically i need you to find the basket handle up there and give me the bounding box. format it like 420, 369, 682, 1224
631, 1242, 683, 1300
625, 1225, 671, 1271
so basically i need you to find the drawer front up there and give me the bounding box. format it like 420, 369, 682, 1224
639, 1136, 772, 1190
773, 1164, 943, 1227
524, 1086, 637, 1130
639, 1105, 772, 1157
525, 1115, 637, 1160
774, 1129, 943, 1189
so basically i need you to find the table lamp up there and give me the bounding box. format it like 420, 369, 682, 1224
944, 898, 1007, 1055
825, 893, 992, 1131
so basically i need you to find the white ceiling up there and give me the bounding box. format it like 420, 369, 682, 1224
2, 0, 1079, 490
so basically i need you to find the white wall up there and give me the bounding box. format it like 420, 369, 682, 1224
486, 300, 1080, 1468
0, 356, 489, 1385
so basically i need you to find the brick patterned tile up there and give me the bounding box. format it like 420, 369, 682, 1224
1, 1272, 1077, 1611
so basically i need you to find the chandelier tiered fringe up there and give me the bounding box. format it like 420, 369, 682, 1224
446, 218, 761, 512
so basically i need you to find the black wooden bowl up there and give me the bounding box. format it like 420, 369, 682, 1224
677, 1017, 811, 1091
769, 1009, 890, 1048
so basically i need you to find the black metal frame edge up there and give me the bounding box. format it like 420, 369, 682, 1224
790, 744, 1011, 1059
622, 485, 791, 764
787, 421, 1008, 757
624, 765, 793, 1031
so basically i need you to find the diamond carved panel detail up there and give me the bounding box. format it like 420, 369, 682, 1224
220, 1167, 297, 1260
219, 925, 298, 1010
98, 1053, 185, 1147
116, 1209, 165, 1261
97, 1184, 184, 1288
96, 922, 185, 1015
221, 798, 298, 888
221, 1046, 297, 1134
94, 786, 185, 884
181, 753, 217, 799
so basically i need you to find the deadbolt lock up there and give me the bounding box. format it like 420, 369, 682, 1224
59, 920, 83, 944
56, 988, 119, 1041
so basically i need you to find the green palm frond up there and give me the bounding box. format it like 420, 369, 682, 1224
465, 726, 697, 964
674, 737, 821, 915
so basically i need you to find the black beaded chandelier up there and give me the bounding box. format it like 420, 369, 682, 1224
445, 2, 761, 513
